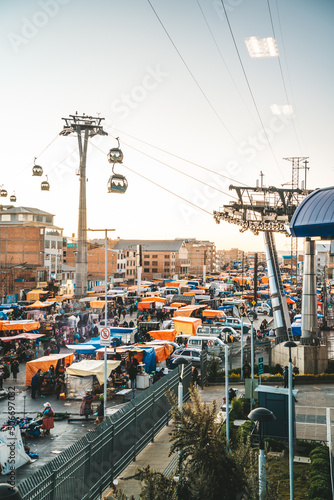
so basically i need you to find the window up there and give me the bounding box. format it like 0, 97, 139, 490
1, 214, 11, 221
164, 255, 170, 259
45, 216, 52, 223
45, 240, 50, 249
152, 261, 158, 266
144, 268, 150, 272
152, 255, 158, 258
18, 214, 26, 221
152, 268, 158, 273
143, 261, 150, 265
51, 241, 56, 249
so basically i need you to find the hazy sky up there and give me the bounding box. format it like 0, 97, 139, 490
1, 0, 333, 252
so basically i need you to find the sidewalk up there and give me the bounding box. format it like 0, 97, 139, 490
103, 385, 225, 499
103, 382, 334, 499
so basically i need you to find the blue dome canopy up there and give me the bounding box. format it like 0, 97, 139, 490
289, 186, 334, 238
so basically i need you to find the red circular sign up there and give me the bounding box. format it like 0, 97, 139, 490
100, 328, 110, 339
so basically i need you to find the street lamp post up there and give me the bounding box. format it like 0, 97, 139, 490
172, 357, 189, 478
248, 407, 276, 500
247, 308, 257, 410
88, 228, 115, 418
225, 344, 230, 450
284, 340, 297, 500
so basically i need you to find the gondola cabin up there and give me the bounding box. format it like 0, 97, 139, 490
108, 174, 128, 194
0, 189, 7, 197
10, 194, 16, 202
107, 147, 123, 164
41, 179, 50, 191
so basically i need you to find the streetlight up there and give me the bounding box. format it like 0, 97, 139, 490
87, 228, 115, 418
284, 340, 297, 500
225, 344, 230, 450
247, 308, 257, 410
172, 357, 189, 480
248, 407, 276, 500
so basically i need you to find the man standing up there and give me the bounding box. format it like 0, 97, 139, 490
31, 369, 42, 399
10, 359, 20, 380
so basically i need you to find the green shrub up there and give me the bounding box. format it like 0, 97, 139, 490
264, 437, 285, 452
310, 458, 330, 475
295, 440, 322, 456
207, 357, 221, 382
230, 398, 244, 420
309, 446, 329, 460
236, 421, 252, 444
308, 479, 331, 499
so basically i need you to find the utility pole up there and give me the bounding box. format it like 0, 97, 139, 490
60, 114, 107, 298
203, 250, 207, 286
254, 252, 258, 306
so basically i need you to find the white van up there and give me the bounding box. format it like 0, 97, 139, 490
187, 336, 225, 358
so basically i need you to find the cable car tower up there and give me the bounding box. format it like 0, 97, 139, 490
213, 165, 312, 344
60, 113, 108, 298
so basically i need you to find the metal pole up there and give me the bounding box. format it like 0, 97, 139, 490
104, 230, 108, 418
259, 447, 266, 499
288, 349, 294, 499
225, 344, 229, 449
250, 319, 254, 411
241, 316, 244, 381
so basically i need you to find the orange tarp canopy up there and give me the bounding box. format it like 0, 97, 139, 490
25, 301, 50, 309
202, 309, 226, 318
90, 301, 105, 309
148, 329, 177, 341
141, 297, 166, 303
183, 291, 197, 296
170, 302, 187, 308
261, 277, 269, 284
138, 302, 154, 310
286, 297, 295, 304
173, 305, 207, 318
26, 290, 48, 301
0, 321, 40, 332
133, 343, 173, 363
26, 353, 74, 386
173, 316, 202, 336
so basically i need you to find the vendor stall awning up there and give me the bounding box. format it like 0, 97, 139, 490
25, 301, 50, 309
148, 329, 177, 341
26, 353, 74, 386
0, 320, 40, 332
0, 333, 44, 342
66, 360, 121, 384
90, 301, 105, 309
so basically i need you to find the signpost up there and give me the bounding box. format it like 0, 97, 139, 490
258, 356, 264, 375
100, 327, 111, 347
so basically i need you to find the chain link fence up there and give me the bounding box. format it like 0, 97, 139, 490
19, 365, 192, 500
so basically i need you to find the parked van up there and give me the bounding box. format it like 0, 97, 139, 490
187, 336, 225, 358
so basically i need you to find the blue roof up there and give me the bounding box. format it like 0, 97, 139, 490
290, 187, 334, 238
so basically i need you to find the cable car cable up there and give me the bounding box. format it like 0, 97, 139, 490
109, 127, 249, 187
18, 133, 60, 176
220, 0, 284, 178
103, 136, 239, 200
146, 0, 242, 151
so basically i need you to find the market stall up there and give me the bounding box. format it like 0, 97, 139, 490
173, 316, 202, 336
66, 359, 121, 398
26, 353, 74, 386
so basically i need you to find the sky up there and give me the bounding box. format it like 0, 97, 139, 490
1, 0, 333, 252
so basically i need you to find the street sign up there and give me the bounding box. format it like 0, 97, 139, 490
251, 300, 257, 306
328, 304, 333, 309
100, 327, 111, 347
258, 356, 264, 375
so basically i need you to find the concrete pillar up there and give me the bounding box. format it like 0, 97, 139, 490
301, 238, 319, 345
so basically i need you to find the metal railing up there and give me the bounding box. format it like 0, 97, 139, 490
19, 365, 192, 500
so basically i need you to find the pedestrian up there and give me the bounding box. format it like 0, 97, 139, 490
283, 366, 288, 388
95, 395, 104, 425
192, 366, 199, 386
80, 390, 94, 420
128, 362, 137, 390
10, 359, 20, 380
55, 374, 65, 399
40, 402, 55, 437
31, 369, 42, 399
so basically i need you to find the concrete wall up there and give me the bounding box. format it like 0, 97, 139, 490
272, 341, 328, 374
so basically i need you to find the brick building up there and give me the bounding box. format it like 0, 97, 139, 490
183, 239, 216, 275
0, 206, 61, 300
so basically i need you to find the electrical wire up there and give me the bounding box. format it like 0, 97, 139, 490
196, 0, 258, 127
44, 147, 79, 176
111, 128, 249, 188
89, 139, 214, 217
146, 0, 242, 150
220, 0, 284, 176
273, 0, 304, 154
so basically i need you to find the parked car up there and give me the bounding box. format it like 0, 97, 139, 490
170, 348, 202, 367
214, 317, 251, 333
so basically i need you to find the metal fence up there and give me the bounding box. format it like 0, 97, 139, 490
19, 365, 192, 500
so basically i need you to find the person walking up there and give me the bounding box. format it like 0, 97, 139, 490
283, 366, 288, 388
31, 369, 42, 399
10, 359, 20, 380
40, 402, 55, 436
80, 391, 94, 420
128, 363, 137, 390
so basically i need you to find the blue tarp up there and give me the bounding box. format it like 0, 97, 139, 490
291, 322, 301, 336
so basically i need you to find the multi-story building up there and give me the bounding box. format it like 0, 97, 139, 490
183, 239, 216, 275
112, 240, 190, 281
0, 205, 62, 299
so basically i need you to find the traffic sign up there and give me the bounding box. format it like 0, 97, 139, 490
251, 300, 257, 306
258, 356, 264, 375
100, 327, 111, 346
328, 304, 333, 309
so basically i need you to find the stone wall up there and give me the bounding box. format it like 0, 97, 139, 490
272, 341, 328, 374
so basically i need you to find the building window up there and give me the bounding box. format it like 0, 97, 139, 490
164, 255, 170, 258
143, 261, 150, 265
45, 216, 52, 223
152, 261, 158, 266
144, 268, 150, 272
51, 241, 56, 249
45, 240, 50, 249
1, 214, 11, 221
152, 255, 158, 258
152, 268, 158, 273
